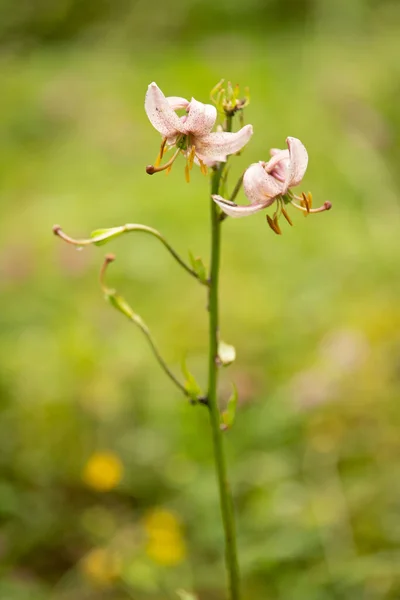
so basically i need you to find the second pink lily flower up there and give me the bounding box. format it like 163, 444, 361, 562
212, 137, 309, 217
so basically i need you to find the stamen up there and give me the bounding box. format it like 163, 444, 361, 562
301, 192, 310, 213
185, 164, 190, 183
291, 200, 332, 214
273, 215, 282, 234
184, 144, 197, 183
187, 145, 196, 170
273, 198, 283, 221
146, 148, 180, 175
281, 206, 293, 226
266, 214, 282, 235
199, 158, 208, 176
154, 137, 167, 167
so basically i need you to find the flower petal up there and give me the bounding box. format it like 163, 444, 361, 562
264, 149, 290, 182
212, 194, 270, 218
166, 96, 190, 110
145, 82, 185, 137
243, 162, 283, 204
194, 125, 253, 162
264, 149, 289, 173
182, 98, 217, 136
284, 137, 308, 190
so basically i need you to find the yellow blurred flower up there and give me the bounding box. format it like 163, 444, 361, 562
81, 547, 120, 586
83, 451, 123, 491
143, 508, 186, 566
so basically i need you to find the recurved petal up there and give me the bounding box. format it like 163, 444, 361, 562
264, 149, 289, 173
212, 194, 270, 218
183, 98, 217, 136
243, 162, 283, 204
145, 82, 185, 137
194, 125, 253, 162
166, 96, 190, 110
284, 137, 308, 190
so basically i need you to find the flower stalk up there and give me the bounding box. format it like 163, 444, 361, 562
99, 254, 196, 402
207, 114, 241, 600
53, 223, 206, 285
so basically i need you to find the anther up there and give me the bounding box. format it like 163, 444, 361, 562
145, 148, 180, 175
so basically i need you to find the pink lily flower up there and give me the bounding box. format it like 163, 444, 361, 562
212, 137, 331, 233
145, 83, 253, 180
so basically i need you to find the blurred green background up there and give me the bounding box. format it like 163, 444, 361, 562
1, 0, 400, 598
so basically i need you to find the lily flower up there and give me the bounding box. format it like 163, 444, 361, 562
212, 137, 331, 233
145, 82, 253, 181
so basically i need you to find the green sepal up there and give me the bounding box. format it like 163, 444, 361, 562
221, 383, 238, 430
218, 340, 236, 367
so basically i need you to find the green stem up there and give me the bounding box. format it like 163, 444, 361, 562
208, 157, 241, 599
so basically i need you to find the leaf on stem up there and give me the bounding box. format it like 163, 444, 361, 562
181, 356, 203, 401
220, 383, 238, 430
188, 251, 208, 284
90, 227, 124, 246
105, 290, 147, 330
217, 340, 236, 367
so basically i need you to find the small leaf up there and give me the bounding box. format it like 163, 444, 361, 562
181, 357, 202, 401
188, 251, 208, 283
218, 340, 236, 367
91, 227, 123, 246
221, 383, 238, 430
106, 291, 146, 329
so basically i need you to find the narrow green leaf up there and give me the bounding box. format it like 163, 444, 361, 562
90, 227, 123, 246
106, 291, 135, 320
181, 356, 202, 401
221, 383, 238, 429
188, 251, 208, 283
218, 340, 236, 366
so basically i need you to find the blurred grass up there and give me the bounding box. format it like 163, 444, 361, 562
1, 1, 400, 599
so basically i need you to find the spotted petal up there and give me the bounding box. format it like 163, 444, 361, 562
166, 96, 190, 110
284, 137, 308, 190
212, 194, 270, 218
243, 162, 283, 204
183, 98, 217, 136
194, 125, 253, 162
264, 149, 290, 183
145, 82, 185, 138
